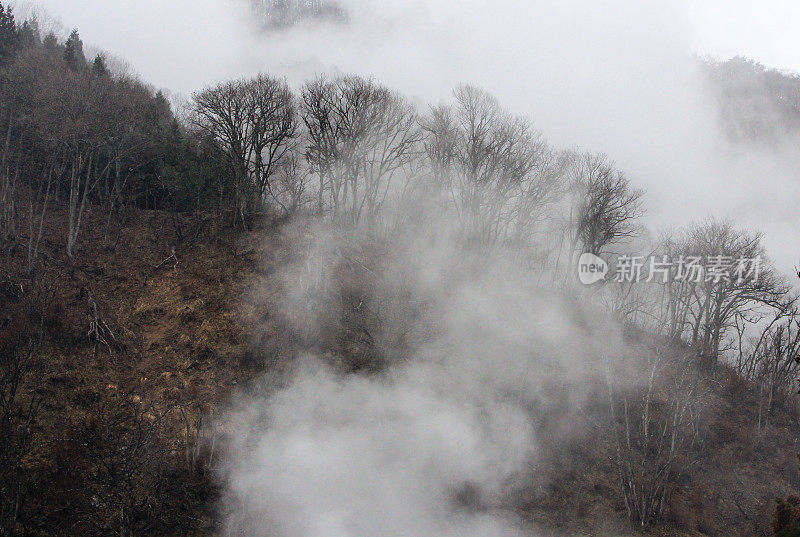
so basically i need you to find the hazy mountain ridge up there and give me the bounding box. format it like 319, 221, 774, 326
701, 55, 800, 147
248, 0, 347, 30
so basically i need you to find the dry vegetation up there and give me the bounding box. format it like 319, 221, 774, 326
5, 196, 800, 537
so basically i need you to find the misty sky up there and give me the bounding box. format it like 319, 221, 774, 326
27, 0, 800, 92
20, 0, 800, 275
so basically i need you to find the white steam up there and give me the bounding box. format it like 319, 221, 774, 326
219, 223, 633, 536
223, 359, 534, 537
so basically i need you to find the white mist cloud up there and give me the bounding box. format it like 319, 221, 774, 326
217, 221, 636, 537
688, 0, 800, 73
223, 358, 535, 537
18, 0, 250, 89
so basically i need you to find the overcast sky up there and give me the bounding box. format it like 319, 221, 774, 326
23, 0, 800, 93
17, 0, 800, 275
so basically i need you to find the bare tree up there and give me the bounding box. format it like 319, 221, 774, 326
30, 59, 115, 259
192, 74, 297, 225
566, 152, 644, 268
420, 103, 457, 187
607, 349, 704, 528
270, 152, 310, 216
25, 157, 53, 272
422, 85, 563, 246
301, 75, 422, 225
657, 220, 791, 368
0, 318, 45, 537
96, 78, 164, 248
0, 47, 45, 252
77, 396, 179, 537
731, 306, 800, 433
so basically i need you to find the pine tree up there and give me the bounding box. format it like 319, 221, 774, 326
42, 31, 59, 54
18, 18, 41, 49
0, 2, 18, 65
92, 54, 108, 77
63, 29, 86, 71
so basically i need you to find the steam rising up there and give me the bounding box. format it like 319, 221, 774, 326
219, 221, 633, 536
224, 360, 534, 537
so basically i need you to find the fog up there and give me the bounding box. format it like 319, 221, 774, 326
218, 216, 642, 536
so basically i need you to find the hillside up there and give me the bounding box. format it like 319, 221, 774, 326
701, 56, 800, 147
2, 194, 799, 537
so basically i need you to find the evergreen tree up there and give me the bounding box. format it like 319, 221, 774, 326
63, 29, 85, 71
154, 91, 172, 123
91, 54, 108, 77
42, 31, 59, 54
0, 3, 17, 65
18, 18, 41, 49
